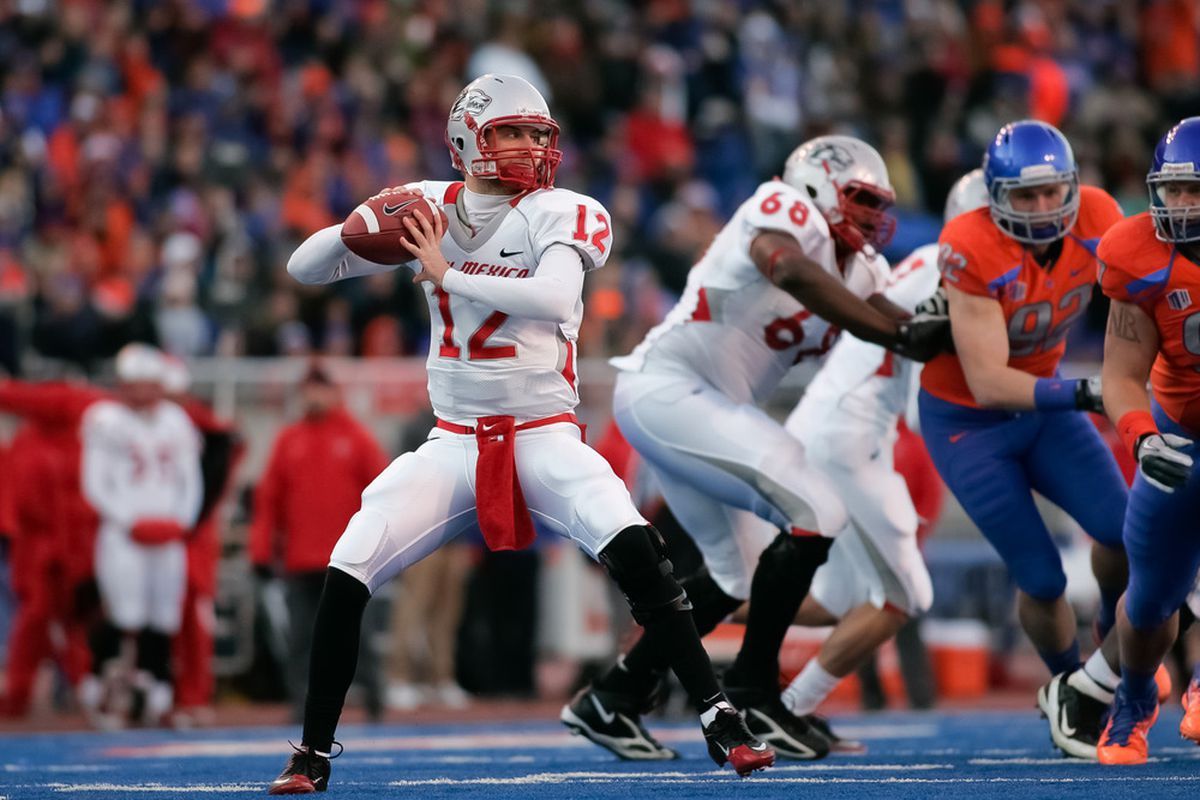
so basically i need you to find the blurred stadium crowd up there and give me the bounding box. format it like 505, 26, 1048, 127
1, 0, 1199, 377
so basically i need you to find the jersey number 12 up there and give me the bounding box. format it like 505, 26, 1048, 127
434, 287, 515, 360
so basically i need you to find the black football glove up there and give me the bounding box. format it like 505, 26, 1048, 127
914, 286, 948, 318
1072, 376, 1104, 415
1136, 433, 1194, 493
893, 314, 952, 362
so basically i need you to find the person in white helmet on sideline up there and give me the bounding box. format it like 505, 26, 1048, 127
79, 342, 203, 728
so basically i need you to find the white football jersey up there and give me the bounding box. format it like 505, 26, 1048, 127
611, 180, 889, 405
405, 181, 612, 424
791, 243, 941, 458
81, 399, 203, 531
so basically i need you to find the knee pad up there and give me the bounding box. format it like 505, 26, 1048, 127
680, 567, 744, 636
599, 525, 692, 625
1125, 578, 1187, 632
756, 531, 834, 585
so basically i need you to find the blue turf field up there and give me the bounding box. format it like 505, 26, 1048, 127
0, 707, 1197, 799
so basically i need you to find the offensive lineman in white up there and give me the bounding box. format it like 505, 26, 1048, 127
563, 136, 951, 762
758, 170, 990, 737
80, 343, 203, 727
267, 74, 772, 795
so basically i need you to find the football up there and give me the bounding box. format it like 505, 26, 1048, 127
340, 188, 449, 264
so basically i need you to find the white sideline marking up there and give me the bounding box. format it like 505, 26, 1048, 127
3, 765, 113, 773
103, 721, 936, 759
386, 773, 1200, 788
49, 784, 262, 793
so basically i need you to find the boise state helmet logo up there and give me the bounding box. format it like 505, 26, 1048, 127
806, 142, 854, 172
450, 88, 493, 121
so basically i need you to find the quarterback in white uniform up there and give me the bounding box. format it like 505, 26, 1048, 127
269, 75, 773, 795
566, 136, 951, 762
80, 343, 203, 726
742, 170, 988, 730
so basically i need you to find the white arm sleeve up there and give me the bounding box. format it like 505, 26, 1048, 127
286, 225, 415, 286
440, 244, 583, 324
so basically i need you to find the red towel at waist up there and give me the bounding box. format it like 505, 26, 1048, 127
436, 413, 584, 551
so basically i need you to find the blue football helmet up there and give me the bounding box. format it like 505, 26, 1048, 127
1148, 117, 1200, 243
983, 120, 1079, 245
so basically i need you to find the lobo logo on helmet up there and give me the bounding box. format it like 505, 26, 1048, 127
450, 89, 492, 121
806, 143, 854, 172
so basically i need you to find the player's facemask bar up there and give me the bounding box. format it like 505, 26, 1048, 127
832, 181, 897, 252
1148, 173, 1200, 243
988, 173, 1081, 245
468, 116, 563, 190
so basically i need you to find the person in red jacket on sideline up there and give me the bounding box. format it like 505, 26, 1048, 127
249, 364, 390, 720
162, 357, 246, 726
0, 378, 106, 716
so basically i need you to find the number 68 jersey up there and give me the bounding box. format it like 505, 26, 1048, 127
409, 181, 612, 425
611, 180, 889, 406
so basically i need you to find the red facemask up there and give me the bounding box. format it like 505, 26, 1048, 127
465, 115, 564, 190
830, 181, 897, 252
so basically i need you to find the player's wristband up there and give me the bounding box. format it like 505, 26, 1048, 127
1117, 410, 1158, 458
1033, 378, 1077, 411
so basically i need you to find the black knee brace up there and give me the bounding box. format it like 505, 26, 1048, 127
756, 531, 834, 585
599, 525, 692, 625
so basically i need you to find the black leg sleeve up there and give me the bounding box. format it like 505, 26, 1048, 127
599, 526, 726, 711
301, 567, 371, 753
725, 532, 833, 690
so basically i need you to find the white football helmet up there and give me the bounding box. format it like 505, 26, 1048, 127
115, 342, 166, 384
445, 74, 562, 190
944, 168, 988, 223
782, 135, 896, 252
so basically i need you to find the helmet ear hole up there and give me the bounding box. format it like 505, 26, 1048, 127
454, 137, 465, 151
807, 185, 818, 199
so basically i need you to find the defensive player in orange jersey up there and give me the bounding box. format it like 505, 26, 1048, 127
918, 120, 1131, 759
1095, 117, 1200, 765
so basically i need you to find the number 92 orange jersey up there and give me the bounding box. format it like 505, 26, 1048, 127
920, 185, 1124, 408
1099, 212, 1200, 431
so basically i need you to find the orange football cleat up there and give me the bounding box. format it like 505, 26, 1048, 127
1097, 687, 1159, 766
1155, 664, 1172, 704
1180, 680, 1200, 744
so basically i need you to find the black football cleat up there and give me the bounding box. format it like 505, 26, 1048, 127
804, 712, 867, 754
725, 685, 830, 760
1037, 670, 1107, 760
703, 705, 776, 776
267, 742, 338, 795
560, 685, 678, 760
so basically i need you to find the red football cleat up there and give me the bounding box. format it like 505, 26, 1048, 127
703, 705, 776, 776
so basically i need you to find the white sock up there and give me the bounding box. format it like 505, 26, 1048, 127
1082, 649, 1120, 691
700, 700, 734, 727
1072, 651, 1117, 704
782, 659, 840, 716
